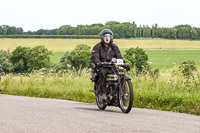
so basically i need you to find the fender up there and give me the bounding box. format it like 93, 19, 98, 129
123, 75, 131, 80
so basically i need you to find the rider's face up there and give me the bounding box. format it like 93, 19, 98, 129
103, 34, 111, 44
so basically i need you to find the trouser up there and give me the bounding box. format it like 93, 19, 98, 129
98, 67, 113, 95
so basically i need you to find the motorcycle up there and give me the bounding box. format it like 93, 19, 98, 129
90, 58, 134, 113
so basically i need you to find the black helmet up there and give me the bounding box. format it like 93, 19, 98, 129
100, 29, 113, 44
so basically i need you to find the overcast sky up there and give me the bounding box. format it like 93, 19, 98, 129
0, 0, 199, 31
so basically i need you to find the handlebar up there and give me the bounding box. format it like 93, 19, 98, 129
97, 61, 130, 68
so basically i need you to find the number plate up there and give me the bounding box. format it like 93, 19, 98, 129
117, 59, 124, 65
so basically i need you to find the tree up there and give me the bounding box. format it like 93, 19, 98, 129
175, 25, 192, 39
3, 27, 7, 36
194, 28, 200, 40
190, 28, 197, 40
155, 23, 158, 38
57, 25, 75, 35
105, 21, 120, 25
133, 23, 137, 38
152, 24, 155, 38
67, 44, 91, 71
122, 22, 134, 38
146, 25, 151, 38
137, 25, 142, 38
0, 26, 2, 35
170, 28, 177, 39
162, 28, 171, 39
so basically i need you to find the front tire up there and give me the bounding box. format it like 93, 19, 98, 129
119, 80, 134, 113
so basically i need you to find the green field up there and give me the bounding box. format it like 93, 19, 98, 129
145, 50, 200, 69
51, 50, 200, 69
1, 38, 200, 69
51, 52, 65, 63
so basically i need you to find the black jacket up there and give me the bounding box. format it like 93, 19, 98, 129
91, 42, 123, 65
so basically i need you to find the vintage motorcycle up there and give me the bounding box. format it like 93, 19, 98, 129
90, 58, 134, 113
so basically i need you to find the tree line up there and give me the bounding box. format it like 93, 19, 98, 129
0, 21, 200, 40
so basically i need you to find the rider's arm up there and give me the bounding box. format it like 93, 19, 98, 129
91, 44, 100, 65
114, 45, 123, 59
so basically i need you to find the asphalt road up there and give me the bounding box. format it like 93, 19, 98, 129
0, 94, 199, 133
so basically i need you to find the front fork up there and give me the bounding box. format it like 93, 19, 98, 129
117, 76, 122, 105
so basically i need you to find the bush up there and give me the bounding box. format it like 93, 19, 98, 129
11, 46, 30, 72
27, 45, 52, 71
11, 46, 52, 73
64, 44, 91, 71
124, 47, 148, 73
0, 50, 14, 73
178, 60, 197, 77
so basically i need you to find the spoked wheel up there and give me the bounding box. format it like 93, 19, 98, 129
119, 80, 134, 113
95, 81, 107, 110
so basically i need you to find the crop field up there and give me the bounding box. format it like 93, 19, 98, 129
1, 38, 200, 69
1, 38, 200, 52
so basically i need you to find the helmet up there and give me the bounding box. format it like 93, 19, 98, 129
100, 29, 113, 44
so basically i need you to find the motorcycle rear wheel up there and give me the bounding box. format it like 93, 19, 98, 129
119, 80, 134, 113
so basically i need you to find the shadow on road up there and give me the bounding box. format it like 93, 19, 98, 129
75, 107, 122, 113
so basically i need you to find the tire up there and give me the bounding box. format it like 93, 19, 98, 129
119, 80, 134, 113
95, 81, 107, 110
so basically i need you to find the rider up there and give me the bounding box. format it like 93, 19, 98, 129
90, 29, 123, 100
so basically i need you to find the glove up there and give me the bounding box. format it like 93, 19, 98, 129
125, 64, 130, 71
97, 62, 102, 68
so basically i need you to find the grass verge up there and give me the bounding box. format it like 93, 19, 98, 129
0, 69, 199, 115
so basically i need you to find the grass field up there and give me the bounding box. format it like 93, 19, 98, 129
51, 50, 200, 69
1, 38, 200, 52
145, 50, 200, 69
1, 38, 199, 69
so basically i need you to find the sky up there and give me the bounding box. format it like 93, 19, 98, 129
0, 0, 199, 32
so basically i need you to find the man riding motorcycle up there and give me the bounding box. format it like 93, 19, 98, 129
90, 29, 123, 100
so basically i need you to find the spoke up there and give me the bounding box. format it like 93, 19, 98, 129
121, 81, 130, 108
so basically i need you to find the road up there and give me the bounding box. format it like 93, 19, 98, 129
0, 94, 199, 133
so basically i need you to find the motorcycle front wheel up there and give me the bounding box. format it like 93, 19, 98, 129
95, 81, 107, 110
119, 80, 134, 113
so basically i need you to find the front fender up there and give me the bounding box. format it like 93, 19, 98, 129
123, 75, 131, 80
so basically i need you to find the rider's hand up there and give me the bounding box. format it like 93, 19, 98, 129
97, 62, 102, 68
125, 64, 130, 71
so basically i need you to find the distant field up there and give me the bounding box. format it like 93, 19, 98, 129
51, 52, 65, 63
51, 50, 200, 69
1, 38, 200, 52
145, 50, 200, 69
1, 38, 200, 69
